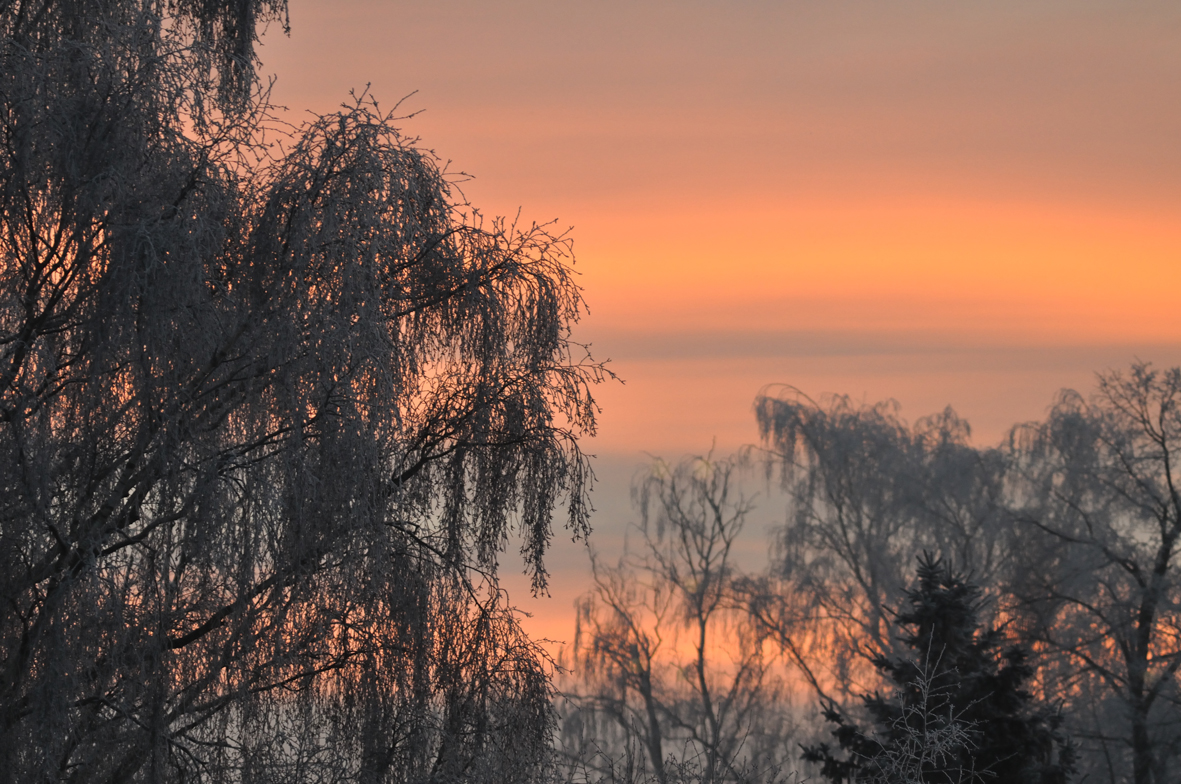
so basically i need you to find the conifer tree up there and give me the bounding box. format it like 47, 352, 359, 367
803, 553, 1074, 784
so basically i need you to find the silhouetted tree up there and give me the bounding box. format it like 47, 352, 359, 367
1006, 364, 1181, 784
0, 2, 603, 781
803, 553, 1074, 784
563, 454, 794, 783
750, 390, 1011, 701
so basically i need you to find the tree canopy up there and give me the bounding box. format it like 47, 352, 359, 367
1006, 365, 1181, 784
0, 1, 603, 781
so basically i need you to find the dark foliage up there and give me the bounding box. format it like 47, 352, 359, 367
803, 553, 1074, 783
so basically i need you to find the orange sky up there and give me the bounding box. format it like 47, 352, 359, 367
259, 0, 1181, 644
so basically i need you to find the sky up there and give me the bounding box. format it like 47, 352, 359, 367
258, 0, 1181, 643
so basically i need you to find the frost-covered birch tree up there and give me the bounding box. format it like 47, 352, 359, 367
1006, 365, 1181, 784
0, 2, 603, 781
749, 390, 1011, 700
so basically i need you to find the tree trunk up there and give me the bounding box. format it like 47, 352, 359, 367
639, 674, 666, 784
1132, 700, 1153, 784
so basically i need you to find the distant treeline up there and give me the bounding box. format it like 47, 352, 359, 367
559, 366, 1181, 784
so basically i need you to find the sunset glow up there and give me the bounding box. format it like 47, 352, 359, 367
258, 0, 1181, 646
18, 3, 1181, 780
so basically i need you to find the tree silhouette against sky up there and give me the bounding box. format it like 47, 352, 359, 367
803, 553, 1075, 784
0, 2, 603, 780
